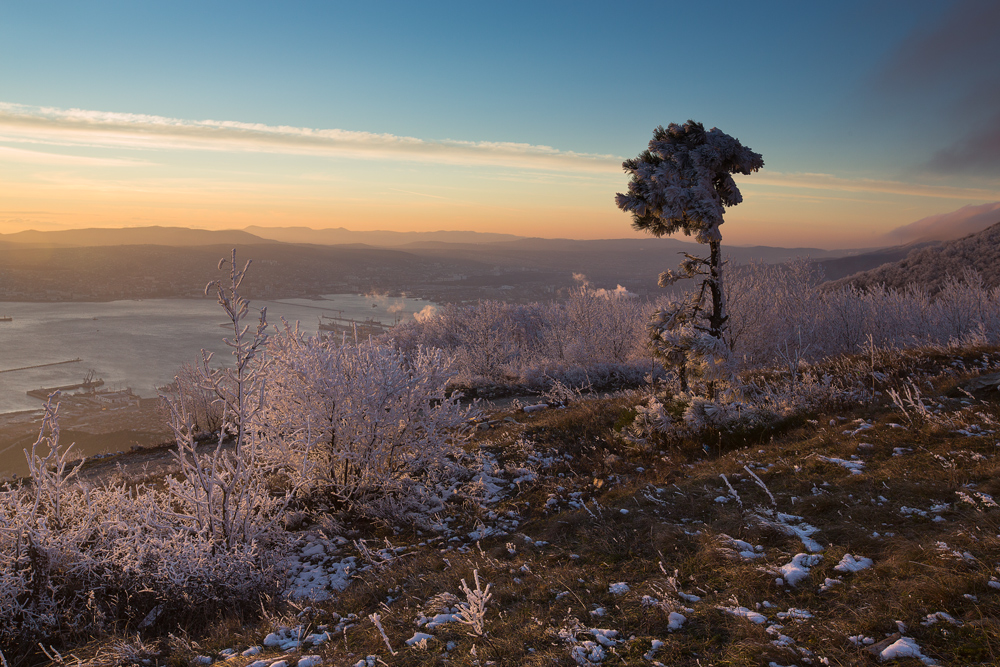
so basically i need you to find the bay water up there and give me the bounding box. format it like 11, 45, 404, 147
0, 294, 431, 414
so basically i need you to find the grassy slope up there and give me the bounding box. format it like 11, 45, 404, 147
35, 348, 1000, 667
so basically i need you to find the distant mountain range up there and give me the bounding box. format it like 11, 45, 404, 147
244, 225, 525, 246
0, 225, 866, 302
827, 222, 1000, 293
0, 226, 271, 247
4, 207, 998, 301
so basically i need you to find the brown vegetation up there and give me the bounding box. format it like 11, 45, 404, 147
21, 344, 1000, 667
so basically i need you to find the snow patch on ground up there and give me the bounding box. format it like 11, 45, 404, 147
834, 553, 873, 573
717, 533, 765, 560
818, 456, 865, 474
879, 636, 937, 664
718, 605, 767, 624
608, 582, 629, 595
774, 553, 823, 587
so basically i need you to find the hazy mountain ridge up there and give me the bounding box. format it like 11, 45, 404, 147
244, 225, 525, 246
828, 221, 1000, 293
0, 226, 870, 302
0, 226, 272, 247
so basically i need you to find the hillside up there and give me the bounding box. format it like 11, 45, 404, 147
17, 343, 1000, 666
817, 241, 939, 282
827, 222, 1000, 293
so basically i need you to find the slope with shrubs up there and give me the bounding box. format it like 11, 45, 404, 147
389, 261, 1000, 393
827, 221, 1000, 294
5, 252, 1000, 665
16, 342, 997, 667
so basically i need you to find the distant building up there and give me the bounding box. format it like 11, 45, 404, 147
95, 388, 137, 407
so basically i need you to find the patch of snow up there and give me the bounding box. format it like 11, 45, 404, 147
921, 612, 961, 626
718, 606, 767, 624
819, 577, 842, 592
755, 513, 823, 552
608, 582, 630, 595
718, 534, 765, 560
644, 639, 664, 661
766, 624, 796, 647
297, 657, 322, 667
879, 636, 936, 664
777, 608, 813, 621
570, 641, 605, 665
818, 456, 865, 474
668, 612, 686, 630
406, 632, 434, 646
589, 629, 619, 647
775, 553, 823, 587
834, 554, 873, 573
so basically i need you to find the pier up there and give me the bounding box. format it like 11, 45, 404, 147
0, 358, 83, 374
26, 378, 105, 400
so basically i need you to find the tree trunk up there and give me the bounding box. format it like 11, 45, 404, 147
708, 240, 727, 339
706, 240, 727, 400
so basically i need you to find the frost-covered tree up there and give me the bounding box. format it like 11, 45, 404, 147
615, 120, 763, 396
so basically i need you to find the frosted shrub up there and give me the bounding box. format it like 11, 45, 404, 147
0, 403, 282, 646
164, 362, 225, 436
266, 323, 470, 514
390, 289, 656, 392
162, 250, 296, 549
455, 569, 493, 636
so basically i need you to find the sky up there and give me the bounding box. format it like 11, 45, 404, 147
1, 0, 999, 249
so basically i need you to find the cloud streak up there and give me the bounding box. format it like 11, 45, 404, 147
0, 144, 149, 167
0, 102, 621, 173
745, 171, 1000, 201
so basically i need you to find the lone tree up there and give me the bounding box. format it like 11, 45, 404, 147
615, 120, 763, 396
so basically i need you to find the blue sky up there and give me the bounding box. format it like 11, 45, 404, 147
1, 0, 997, 247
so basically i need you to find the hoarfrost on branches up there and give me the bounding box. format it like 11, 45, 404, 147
616, 120, 763, 398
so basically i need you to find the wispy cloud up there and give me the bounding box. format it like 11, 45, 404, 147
0, 144, 150, 167
745, 170, 1000, 201
0, 102, 622, 173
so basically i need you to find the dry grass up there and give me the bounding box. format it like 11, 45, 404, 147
18, 345, 1000, 667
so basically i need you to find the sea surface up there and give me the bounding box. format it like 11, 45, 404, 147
0, 294, 431, 414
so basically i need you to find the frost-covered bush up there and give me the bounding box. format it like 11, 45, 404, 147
389, 283, 655, 391
265, 323, 471, 513
162, 250, 297, 550
0, 398, 283, 647
389, 265, 1000, 396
